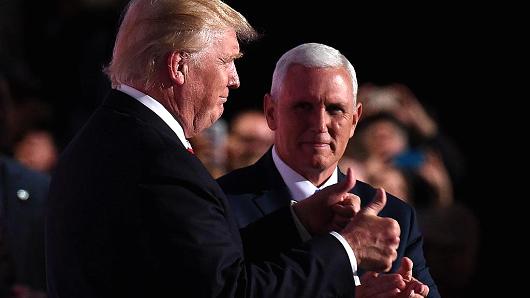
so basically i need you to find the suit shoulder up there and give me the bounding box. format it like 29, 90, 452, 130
354, 180, 413, 214
217, 165, 263, 194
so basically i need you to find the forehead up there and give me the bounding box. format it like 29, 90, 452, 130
212, 29, 240, 57
280, 64, 354, 103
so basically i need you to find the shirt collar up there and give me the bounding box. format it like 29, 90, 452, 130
271, 145, 338, 201
117, 84, 192, 150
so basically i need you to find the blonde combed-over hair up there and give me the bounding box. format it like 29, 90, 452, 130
105, 0, 257, 89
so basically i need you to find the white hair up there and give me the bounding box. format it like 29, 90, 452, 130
270, 43, 358, 104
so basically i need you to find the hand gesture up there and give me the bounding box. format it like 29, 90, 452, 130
292, 168, 360, 235
340, 188, 400, 272
396, 257, 429, 297
356, 257, 429, 297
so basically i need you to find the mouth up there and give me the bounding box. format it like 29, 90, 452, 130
301, 142, 331, 149
220, 96, 228, 104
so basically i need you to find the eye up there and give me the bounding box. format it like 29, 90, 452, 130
326, 104, 345, 115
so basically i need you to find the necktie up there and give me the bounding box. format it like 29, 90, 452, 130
185, 139, 194, 155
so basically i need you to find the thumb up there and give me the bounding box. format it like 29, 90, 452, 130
397, 257, 413, 281
334, 167, 356, 195
318, 168, 356, 206
362, 187, 387, 215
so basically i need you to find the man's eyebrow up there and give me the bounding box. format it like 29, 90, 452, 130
223, 52, 243, 62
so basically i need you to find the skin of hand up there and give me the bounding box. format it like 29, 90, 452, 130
397, 257, 430, 297
292, 168, 360, 235
329, 193, 361, 231
356, 271, 406, 297
339, 188, 401, 272
356, 257, 429, 298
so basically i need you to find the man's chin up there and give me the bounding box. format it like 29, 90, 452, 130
302, 143, 331, 151
209, 110, 223, 126
308, 157, 333, 171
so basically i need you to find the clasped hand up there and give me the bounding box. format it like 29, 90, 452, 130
292, 168, 400, 273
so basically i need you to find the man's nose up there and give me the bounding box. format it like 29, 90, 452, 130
310, 108, 328, 133
228, 65, 240, 89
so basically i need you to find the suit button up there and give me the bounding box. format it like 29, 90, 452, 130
17, 189, 30, 201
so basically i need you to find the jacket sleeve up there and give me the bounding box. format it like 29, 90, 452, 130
143, 175, 357, 297
239, 206, 303, 261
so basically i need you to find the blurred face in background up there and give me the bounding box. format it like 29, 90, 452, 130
265, 64, 361, 185
14, 130, 57, 173
227, 111, 274, 170
360, 119, 407, 162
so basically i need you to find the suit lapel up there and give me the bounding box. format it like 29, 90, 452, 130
251, 150, 292, 215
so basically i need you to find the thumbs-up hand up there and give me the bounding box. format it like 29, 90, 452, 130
292, 168, 360, 235
340, 188, 401, 272
329, 193, 361, 231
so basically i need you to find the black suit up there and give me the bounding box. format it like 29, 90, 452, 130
46, 90, 358, 297
0, 156, 48, 294
217, 150, 440, 298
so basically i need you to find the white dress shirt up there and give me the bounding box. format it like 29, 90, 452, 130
117, 84, 193, 150
272, 146, 361, 285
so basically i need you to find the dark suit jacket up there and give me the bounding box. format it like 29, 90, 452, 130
217, 150, 440, 298
46, 90, 358, 298
0, 156, 49, 294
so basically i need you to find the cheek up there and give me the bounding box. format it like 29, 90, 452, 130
201, 70, 221, 89
285, 123, 305, 142
333, 123, 352, 147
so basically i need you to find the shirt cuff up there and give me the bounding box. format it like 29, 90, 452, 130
330, 231, 361, 286
289, 200, 311, 242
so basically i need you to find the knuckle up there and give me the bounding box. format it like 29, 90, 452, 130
391, 250, 398, 260
390, 218, 400, 232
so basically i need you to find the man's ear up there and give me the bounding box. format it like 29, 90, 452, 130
263, 93, 278, 131
350, 102, 363, 138
167, 51, 187, 85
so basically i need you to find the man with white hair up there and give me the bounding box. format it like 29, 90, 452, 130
219, 43, 439, 297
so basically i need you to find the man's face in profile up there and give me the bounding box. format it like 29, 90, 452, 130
266, 64, 361, 182
178, 29, 241, 137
